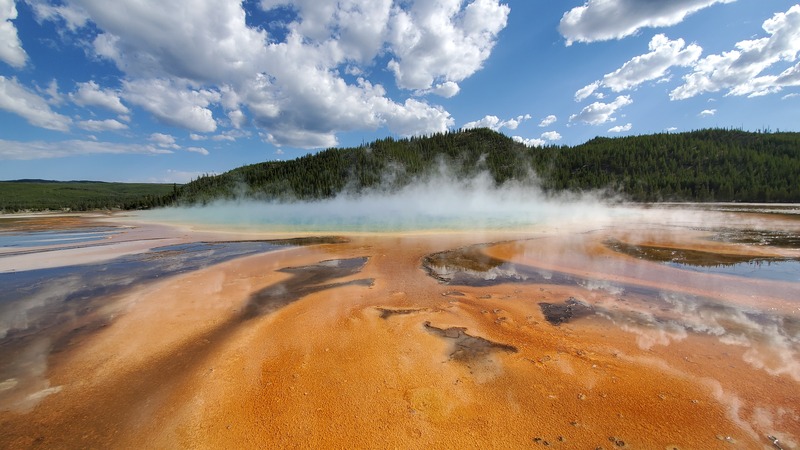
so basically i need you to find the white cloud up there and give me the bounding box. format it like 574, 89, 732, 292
228, 109, 247, 129
576, 35, 701, 101
387, 0, 510, 90
541, 131, 562, 141
608, 123, 633, 133
28, 0, 508, 148
70, 81, 129, 114
569, 95, 632, 125
123, 79, 219, 133
538, 115, 557, 127
39, 79, 64, 106
0, 139, 172, 160
419, 81, 461, 98
671, 5, 800, 99
0, 76, 71, 131
574, 81, 599, 102
783, 92, 799, 100
512, 135, 546, 147
189, 133, 207, 141
666, 127, 678, 132
462, 114, 531, 131
265, 129, 338, 149
149, 132, 179, 149
699, 109, 716, 116
604, 34, 701, 92
185, 146, 209, 156
77, 118, 128, 132
0, 0, 27, 67
559, 0, 735, 45
211, 129, 250, 142
27, 0, 89, 31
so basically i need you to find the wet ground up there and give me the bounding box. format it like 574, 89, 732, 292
0, 208, 798, 449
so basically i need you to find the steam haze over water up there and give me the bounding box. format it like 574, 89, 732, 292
137, 173, 635, 232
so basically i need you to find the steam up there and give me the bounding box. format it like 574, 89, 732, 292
140, 170, 632, 232
604, 290, 800, 382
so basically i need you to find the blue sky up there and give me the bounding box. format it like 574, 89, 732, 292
1, 0, 798, 182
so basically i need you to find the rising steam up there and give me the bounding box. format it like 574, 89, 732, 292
140, 169, 632, 232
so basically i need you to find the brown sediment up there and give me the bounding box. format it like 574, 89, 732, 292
422, 320, 518, 363
539, 297, 594, 325
377, 307, 426, 319
605, 237, 799, 267
0, 213, 798, 449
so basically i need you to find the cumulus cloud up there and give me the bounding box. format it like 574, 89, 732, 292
0, 76, 71, 131
77, 118, 128, 132
148, 132, 179, 149
0, 139, 172, 160
123, 79, 219, 133
574, 81, 600, 102
541, 131, 562, 141
576, 34, 702, 101
538, 115, 557, 127
569, 95, 632, 125
418, 81, 461, 98
512, 136, 546, 147
608, 123, 632, 133
28, 0, 507, 148
387, 0, 510, 90
699, 109, 716, 116
559, 0, 735, 45
671, 5, 800, 99
462, 114, 531, 131
70, 81, 129, 114
185, 146, 209, 156
513, 129, 561, 147
227, 109, 247, 129
0, 0, 27, 67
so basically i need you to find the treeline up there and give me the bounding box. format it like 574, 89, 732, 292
168, 128, 800, 206
541, 128, 800, 202
0, 180, 177, 213
4, 128, 799, 212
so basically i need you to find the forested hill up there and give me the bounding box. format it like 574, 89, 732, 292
168, 128, 800, 206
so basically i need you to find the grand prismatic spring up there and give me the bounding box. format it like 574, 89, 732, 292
0, 202, 798, 449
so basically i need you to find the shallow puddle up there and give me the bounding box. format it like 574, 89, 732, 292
606, 238, 800, 282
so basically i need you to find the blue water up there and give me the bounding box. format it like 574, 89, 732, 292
0, 228, 121, 248
667, 259, 800, 283
135, 196, 634, 233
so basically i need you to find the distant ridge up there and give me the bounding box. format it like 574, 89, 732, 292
3, 128, 799, 212
169, 128, 800, 206
0, 181, 175, 212
6, 179, 111, 184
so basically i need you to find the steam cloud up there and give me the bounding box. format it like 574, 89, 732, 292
140, 170, 634, 232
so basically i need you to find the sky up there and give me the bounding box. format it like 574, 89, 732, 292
0, 0, 799, 183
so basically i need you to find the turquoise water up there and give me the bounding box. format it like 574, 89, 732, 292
135, 195, 632, 233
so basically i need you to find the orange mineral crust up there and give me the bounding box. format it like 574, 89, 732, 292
0, 214, 798, 449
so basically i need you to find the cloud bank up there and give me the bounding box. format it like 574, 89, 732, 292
575, 34, 702, 101
14, 0, 510, 149
671, 4, 800, 99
